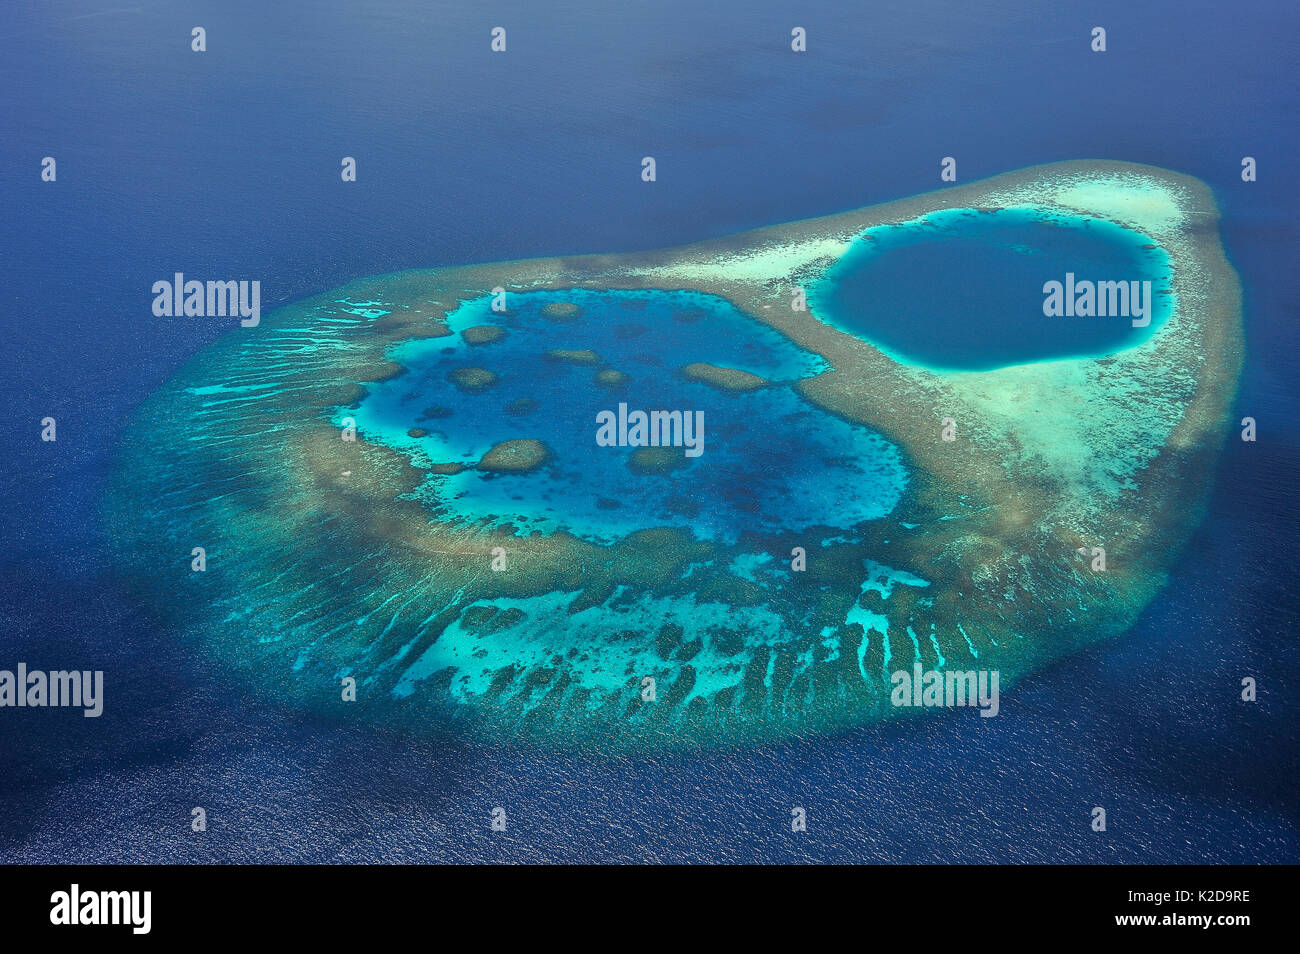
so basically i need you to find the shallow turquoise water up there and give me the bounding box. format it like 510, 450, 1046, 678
345, 288, 909, 544
809, 207, 1175, 371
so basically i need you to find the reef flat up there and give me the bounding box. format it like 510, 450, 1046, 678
104, 161, 1242, 751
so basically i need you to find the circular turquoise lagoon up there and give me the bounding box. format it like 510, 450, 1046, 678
809, 206, 1175, 371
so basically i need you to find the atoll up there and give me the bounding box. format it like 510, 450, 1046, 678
104, 161, 1242, 751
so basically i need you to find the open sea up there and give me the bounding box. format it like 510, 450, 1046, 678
0, 0, 1296, 862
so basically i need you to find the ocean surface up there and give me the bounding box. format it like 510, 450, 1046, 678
1, 0, 1296, 862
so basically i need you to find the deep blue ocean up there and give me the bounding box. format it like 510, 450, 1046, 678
1, 0, 1296, 862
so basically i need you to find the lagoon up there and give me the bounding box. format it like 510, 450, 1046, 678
808, 207, 1174, 371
